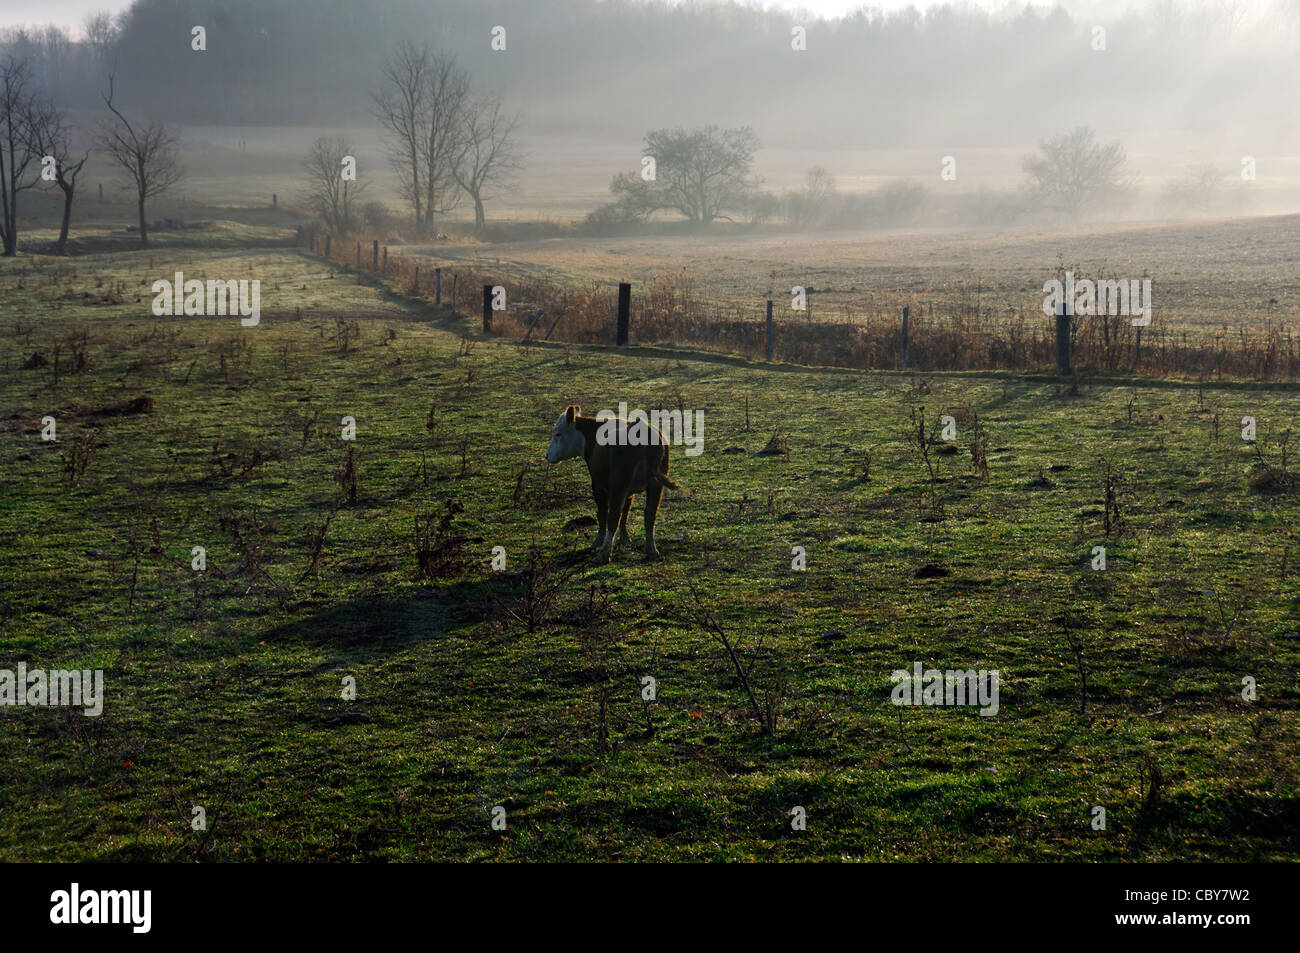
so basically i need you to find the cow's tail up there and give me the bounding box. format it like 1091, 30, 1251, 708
655, 472, 681, 491
654, 445, 681, 491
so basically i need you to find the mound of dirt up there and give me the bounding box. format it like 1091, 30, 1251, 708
914, 563, 950, 578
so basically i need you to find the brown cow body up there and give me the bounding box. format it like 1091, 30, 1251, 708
545, 405, 679, 563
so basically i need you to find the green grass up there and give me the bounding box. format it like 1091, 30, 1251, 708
0, 247, 1296, 861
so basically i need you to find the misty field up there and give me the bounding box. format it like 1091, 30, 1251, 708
0, 241, 1296, 861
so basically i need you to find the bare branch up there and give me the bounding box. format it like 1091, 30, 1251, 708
95, 71, 183, 246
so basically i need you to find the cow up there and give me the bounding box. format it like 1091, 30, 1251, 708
545, 404, 680, 563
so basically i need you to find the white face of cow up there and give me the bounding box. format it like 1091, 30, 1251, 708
546, 408, 586, 463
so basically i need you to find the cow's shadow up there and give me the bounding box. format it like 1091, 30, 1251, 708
260, 536, 658, 663
260, 578, 507, 664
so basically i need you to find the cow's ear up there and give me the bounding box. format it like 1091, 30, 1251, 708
566, 405, 578, 424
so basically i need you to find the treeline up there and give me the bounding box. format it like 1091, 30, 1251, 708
582, 124, 1238, 232
1, 0, 1297, 147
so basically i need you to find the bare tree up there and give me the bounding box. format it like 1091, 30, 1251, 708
371, 45, 468, 237
417, 54, 468, 235
96, 72, 182, 247
27, 97, 89, 254
1161, 162, 1225, 216
0, 56, 41, 256
82, 11, 119, 68
301, 136, 365, 235
371, 41, 428, 231
1021, 126, 1129, 217
786, 165, 836, 226
452, 95, 521, 228
805, 166, 836, 206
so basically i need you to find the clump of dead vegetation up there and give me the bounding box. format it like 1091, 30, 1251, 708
1097, 455, 1132, 538
756, 429, 789, 456
1248, 426, 1295, 493
217, 508, 288, 606
206, 436, 280, 482
412, 499, 472, 579
59, 432, 99, 487
334, 445, 359, 503
683, 579, 787, 734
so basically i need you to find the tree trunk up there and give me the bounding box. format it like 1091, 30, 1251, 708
422, 176, 435, 236
2, 188, 14, 256
137, 195, 148, 246
474, 194, 484, 228
56, 183, 74, 253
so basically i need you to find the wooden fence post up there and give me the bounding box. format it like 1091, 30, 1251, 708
616, 282, 631, 346
372, 240, 379, 271
902, 305, 910, 372
1056, 302, 1072, 376
435, 267, 442, 305
324, 234, 331, 257
413, 265, 420, 293
765, 299, 774, 361
356, 242, 361, 266
452, 274, 457, 309
483, 284, 493, 333
272, 193, 277, 209
382, 246, 388, 274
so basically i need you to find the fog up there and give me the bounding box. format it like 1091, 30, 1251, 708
3, 0, 1298, 224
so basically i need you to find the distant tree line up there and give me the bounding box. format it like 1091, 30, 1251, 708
587, 123, 1138, 232
1, 0, 1294, 148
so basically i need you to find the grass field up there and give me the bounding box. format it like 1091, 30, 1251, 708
415, 212, 1300, 343
0, 240, 1296, 861
19, 126, 1300, 346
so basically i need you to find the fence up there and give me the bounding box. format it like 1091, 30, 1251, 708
303, 233, 1299, 382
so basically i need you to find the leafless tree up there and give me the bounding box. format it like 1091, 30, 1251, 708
96, 72, 183, 247
785, 165, 836, 226
81, 11, 119, 68
1021, 126, 1129, 217
805, 166, 836, 205
370, 41, 428, 231
27, 97, 89, 254
372, 45, 468, 236
452, 95, 521, 227
301, 136, 365, 235
0, 56, 42, 256
417, 54, 468, 235
1161, 162, 1225, 216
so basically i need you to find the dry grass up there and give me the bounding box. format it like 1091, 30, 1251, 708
318, 218, 1300, 380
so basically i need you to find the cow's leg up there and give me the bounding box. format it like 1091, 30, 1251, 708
597, 486, 630, 563
643, 482, 664, 560
617, 495, 634, 547
591, 486, 609, 552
